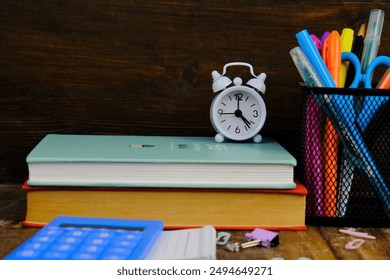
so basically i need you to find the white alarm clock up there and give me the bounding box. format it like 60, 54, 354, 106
210, 62, 267, 143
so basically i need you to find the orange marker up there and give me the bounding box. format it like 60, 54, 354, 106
377, 68, 390, 89
322, 31, 341, 217
322, 31, 341, 86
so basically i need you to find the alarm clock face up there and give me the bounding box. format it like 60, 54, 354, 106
210, 85, 266, 141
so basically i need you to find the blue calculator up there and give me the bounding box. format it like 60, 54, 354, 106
5, 216, 163, 260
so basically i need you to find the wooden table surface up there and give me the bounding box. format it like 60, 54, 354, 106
1, 222, 389, 260
1, 184, 389, 260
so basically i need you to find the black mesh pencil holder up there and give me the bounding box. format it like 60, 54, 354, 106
298, 85, 390, 227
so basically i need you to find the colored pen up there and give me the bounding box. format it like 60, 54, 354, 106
321, 31, 330, 45
361, 9, 385, 75
377, 68, 390, 89
290, 46, 324, 216
335, 28, 355, 217
345, 22, 366, 87
310, 34, 322, 52
322, 31, 341, 217
322, 31, 341, 86
290, 47, 324, 88
339, 28, 354, 87
295, 30, 390, 215
354, 22, 367, 60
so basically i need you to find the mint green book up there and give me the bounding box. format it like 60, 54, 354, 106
27, 134, 297, 189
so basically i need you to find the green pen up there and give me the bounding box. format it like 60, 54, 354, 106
361, 9, 385, 77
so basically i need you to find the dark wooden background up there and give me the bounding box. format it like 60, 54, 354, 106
1, 0, 390, 184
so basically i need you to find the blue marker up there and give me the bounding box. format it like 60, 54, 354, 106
336, 52, 390, 216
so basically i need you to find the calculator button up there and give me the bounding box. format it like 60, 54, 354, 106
34, 236, 50, 242
85, 238, 110, 247
30, 235, 57, 246
43, 251, 70, 260
72, 252, 99, 260
94, 229, 113, 236
15, 249, 40, 259
89, 231, 116, 240
59, 236, 82, 245
65, 229, 90, 238
121, 232, 143, 241
24, 242, 48, 251
102, 253, 130, 260
42, 227, 63, 237
102, 246, 134, 260
112, 239, 138, 248
79, 245, 104, 254
51, 243, 77, 252
106, 246, 133, 255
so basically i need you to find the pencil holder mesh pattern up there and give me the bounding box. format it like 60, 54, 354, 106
298, 86, 390, 227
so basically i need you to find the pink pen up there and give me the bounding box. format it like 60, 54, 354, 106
310, 34, 323, 52
303, 35, 327, 216
304, 94, 324, 216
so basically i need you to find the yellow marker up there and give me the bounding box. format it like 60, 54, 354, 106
339, 28, 354, 87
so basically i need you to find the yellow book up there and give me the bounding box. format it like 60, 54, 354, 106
22, 181, 307, 230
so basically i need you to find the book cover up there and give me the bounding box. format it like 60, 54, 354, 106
27, 134, 297, 189
22, 181, 307, 230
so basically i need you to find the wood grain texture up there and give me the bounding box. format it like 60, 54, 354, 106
0, 185, 26, 222
1, 1, 390, 183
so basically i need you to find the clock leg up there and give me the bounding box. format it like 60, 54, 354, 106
215, 134, 225, 143
253, 134, 262, 143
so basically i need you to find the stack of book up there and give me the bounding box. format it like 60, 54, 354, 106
23, 134, 307, 230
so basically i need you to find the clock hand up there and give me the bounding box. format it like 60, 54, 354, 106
217, 109, 235, 116
241, 115, 251, 128
234, 109, 251, 128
